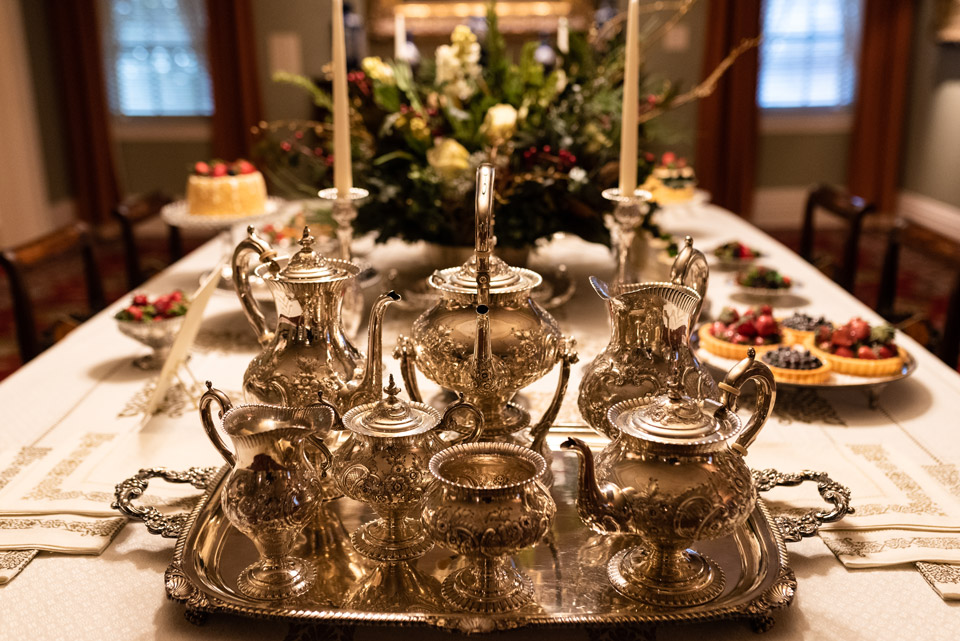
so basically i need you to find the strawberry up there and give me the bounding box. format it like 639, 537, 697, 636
877, 345, 897, 359
755, 314, 778, 337
857, 345, 877, 360
759, 305, 773, 316
132, 294, 148, 306
212, 163, 228, 177
710, 321, 726, 336
848, 318, 870, 342
816, 325, 833, 344
833, 346, 854, 358
661, 151, 676, 165
169, 290, 183, 303
754, 336, 766, 346
781, 276, 791, 287
194, 161, 210, 175
125, 305, 143, 321
732, 334, 750, 345
831, 328, 854, 347
237, 160, 256, 175
737, 319, 758, 337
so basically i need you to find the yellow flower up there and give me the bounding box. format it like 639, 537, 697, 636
361, 57, 395, 85
409, 116, 431, 141
426, 138, 470, 180
481, 104, 519, 144
451, 25, 477, 48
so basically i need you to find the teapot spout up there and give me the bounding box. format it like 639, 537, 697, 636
560, 438, 623, 531
349, 290, 401, 408
589, 276, 626, 313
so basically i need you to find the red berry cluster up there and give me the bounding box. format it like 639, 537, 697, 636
710, 306, 781, 346
816, 318, 898, 360
116, 291, 189, 323
348, 70, 370, 96
522, 145, 577, 169
713, 241, 761, 260
194, 160, 257, 177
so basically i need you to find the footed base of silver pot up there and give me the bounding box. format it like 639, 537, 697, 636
608, 545, 725, 607
350, 518, 434, 562
441, 563, 534, 613
237, 556, 316, 601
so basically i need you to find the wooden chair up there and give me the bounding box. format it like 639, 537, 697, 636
112, 191, 181, 290
800, 185, 877, 293
0, 221, 106, 363
877, 219, 960, 369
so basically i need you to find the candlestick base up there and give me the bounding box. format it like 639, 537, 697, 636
602, 188, 654, 290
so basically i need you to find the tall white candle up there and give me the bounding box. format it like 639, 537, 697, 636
557, 17, 569, 55
332, 0, 352, 194
394, 11, 406, 61
619, 0, 640, 196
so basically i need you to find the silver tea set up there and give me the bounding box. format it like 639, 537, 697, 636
203, 163, 777, 611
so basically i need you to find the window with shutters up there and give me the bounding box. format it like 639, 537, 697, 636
100, 0, 213, 118
758, 0, 864, 121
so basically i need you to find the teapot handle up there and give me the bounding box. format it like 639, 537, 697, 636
718, 349, 777, 455
232, 226, 277, 346
308, 390, 345, 431
670, 236, 709, 324
439, 394, 484, 444
302, 433, 333, 477
199, 382, 236, 466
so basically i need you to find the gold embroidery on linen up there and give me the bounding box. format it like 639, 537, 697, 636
118, 380, 197, 419
924, 464, 960, 499
0, 549, 37, 571
0, 516, 125, 538
916, 561, 960, 586
22, 434, 115, 503
825, 535, 960, 558
847, 444, 946, 517
0, 447, 50, 491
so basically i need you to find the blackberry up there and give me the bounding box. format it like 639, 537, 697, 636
762, 346, 822, 370
782, 313, 831, 332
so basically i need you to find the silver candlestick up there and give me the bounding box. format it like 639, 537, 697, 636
318, 186, 369, 262
602, 187, 653, 292
318, 186, 369, 338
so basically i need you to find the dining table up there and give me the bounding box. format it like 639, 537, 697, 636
1, 201, 958, 641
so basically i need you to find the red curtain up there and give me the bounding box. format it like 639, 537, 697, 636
695, 0, 762, 219
206, 0, 263, 160
847, 0, 915, 213
47, 1, 120, 224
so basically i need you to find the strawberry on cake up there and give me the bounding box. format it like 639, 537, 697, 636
186, 159, 267, 217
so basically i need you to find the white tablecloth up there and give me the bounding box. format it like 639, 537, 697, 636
2, 204, 959, 640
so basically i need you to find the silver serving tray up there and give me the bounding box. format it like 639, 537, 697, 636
114, 438, 851, 635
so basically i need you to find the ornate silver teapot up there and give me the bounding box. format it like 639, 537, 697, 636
562, 349, 776, 607
329, 375, 481, 562
395, 164, 578, 461
233, 226, 399, 411
578, 236, 716, 439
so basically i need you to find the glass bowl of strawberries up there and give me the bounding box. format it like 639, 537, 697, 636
115, 291, 190, 369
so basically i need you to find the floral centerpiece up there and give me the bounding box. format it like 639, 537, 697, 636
257, 2, 754, 251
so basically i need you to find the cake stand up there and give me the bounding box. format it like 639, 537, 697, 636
161, 197, 299, 290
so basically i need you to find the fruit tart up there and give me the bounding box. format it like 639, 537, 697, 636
780, 312, 832, 346
736, 265, 792, 292
810, 318, 903, 376
698, 305, 783, 359
761, 346, 831, 384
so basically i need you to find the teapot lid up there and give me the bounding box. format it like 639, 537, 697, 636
343, 376, 440, 437
277, 227, 359, 282
607, 377, 739, 453
429, 255, 541, 295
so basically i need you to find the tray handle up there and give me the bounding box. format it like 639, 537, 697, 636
753, 469, 854, 542
111, 467, 220, 539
